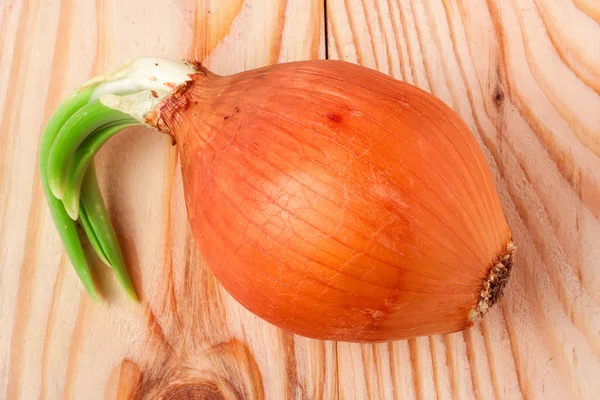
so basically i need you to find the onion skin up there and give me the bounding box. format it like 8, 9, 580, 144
159, 60, 513, 342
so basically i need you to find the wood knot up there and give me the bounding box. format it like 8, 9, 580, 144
493, 87, 504, 107
164, 381, 238, 400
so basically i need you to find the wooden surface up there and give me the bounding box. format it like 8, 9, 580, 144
0, 0, 598, 398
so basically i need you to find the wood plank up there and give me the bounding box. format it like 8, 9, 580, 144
327, 0, 600, 399
2, 0, 599, 399
0, 1, 330, 399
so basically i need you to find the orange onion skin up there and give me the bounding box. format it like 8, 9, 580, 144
160, 60, 512, 342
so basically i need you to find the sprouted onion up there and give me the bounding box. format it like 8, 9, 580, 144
39, 57, 514, 341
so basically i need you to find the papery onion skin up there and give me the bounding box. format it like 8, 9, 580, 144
159, 60, 513, 342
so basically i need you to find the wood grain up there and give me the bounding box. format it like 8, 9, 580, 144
0, 1, 331, 399
0, 0, 598, 399
328, 0, 600, 399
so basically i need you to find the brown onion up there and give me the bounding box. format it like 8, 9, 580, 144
42, 58, 514, 342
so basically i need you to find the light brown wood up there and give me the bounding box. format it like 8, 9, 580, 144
1, 1, 331, 399
327, 0, 600, 399
0, 0, 598, 399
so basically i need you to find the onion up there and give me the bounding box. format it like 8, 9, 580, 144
40, 57, 514, 342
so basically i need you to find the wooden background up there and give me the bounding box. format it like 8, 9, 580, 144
1, 0, 599, 398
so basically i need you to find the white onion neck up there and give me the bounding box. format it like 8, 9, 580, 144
84, 57, 197, 127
